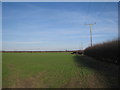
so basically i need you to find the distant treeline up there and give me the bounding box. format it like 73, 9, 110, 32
2, 51, 73, 53
84, 40, 118, 64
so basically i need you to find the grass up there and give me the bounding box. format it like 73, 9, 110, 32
2, 52, 119, 88
0, 52, 2, 89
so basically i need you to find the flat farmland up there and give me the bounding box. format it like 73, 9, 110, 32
2, 52, 119, 88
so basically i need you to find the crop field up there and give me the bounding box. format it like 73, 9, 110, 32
2, 52, 119, 88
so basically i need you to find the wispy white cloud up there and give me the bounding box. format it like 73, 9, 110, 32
3, 41, 44, 45
3, 2, 118, 50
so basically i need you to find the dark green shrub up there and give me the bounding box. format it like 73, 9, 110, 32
84, 40, 118, 64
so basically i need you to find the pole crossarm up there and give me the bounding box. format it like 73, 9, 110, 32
85, 24, 95, 26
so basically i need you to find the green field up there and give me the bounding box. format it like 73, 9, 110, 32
2, 52, 119, 88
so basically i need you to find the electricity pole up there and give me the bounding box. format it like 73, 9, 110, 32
81, 42, 83, 50
85, 23, 96, 47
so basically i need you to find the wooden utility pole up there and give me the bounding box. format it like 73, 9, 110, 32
85, 23, 96, 47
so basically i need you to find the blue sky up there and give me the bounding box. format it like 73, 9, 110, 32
2, 2, 118, 51
0, 2, 2, 51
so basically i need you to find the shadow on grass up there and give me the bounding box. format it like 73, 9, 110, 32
73, 55, 119, 88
